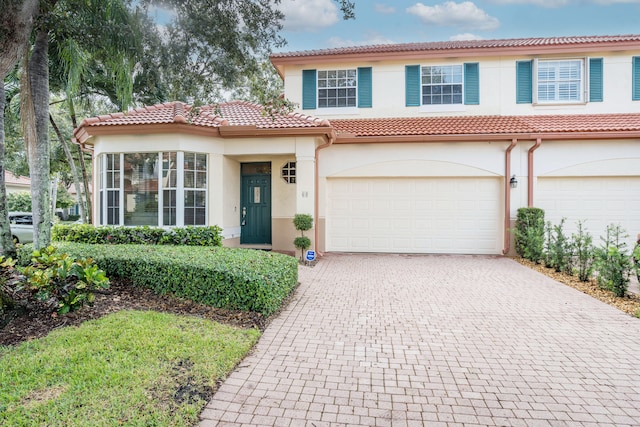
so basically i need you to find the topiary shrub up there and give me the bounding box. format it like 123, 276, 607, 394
514, 207, 545, 262
293, 214, 313, 261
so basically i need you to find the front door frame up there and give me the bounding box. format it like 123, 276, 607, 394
240, 162, 272, 244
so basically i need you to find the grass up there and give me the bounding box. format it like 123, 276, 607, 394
0, 310, 260, 426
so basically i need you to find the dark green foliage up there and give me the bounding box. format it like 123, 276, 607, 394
633, 244, 640, 286
293, 214, 313, 232
546, 218, 572, 273
6, 191, 31, 212
52, 224, 223, 246
2, 246, 109, 315
594, 224, 632, 297
20, 243, 298, 316
571, 221, 595, 281
514, 207, 545, 262
294, 236, 311, 253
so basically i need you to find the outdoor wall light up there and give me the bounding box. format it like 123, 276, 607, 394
510, 175, 518, 189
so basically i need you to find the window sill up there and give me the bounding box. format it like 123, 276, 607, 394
419, 104, 466, 113
315, 107, 360, 115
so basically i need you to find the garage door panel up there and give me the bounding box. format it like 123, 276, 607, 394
537, 177, 640, 249
327, 177, 501, 254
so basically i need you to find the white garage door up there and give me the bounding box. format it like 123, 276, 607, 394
326, 177, 502, 254
537, 177, 640, 248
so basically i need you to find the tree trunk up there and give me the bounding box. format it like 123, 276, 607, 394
0, 0, 39, 79
0, 81, 17, 257
22, 29, 51, 249
70, 101, 91, 224
50, 114, 86, 223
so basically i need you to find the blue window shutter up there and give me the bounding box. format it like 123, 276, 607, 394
633, 57, 640, 101
589, 58, 603, 102
405, 65, 420, 106
516, 60, 533, 104
464, 63, 479, 105
357, 67, 372, 108
302, 69, 317, 109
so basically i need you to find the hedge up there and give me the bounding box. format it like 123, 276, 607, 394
18, 243, 298, 316
52, 224, 223, 246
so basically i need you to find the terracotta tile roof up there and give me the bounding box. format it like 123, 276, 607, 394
271, 34, 640, 59
4, 171, 31, 186
77, 101, 330, 130
331, 114, 640, 138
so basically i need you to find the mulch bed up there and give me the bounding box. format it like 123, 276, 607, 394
515, 258, 640, 317
1, 279, 267, 347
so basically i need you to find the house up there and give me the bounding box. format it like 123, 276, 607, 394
73, 34, 640, 255
4, 171, 31, 194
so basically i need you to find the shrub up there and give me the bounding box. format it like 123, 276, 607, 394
21, 243, 298, 316
594, 224, 632, 297
514, 207, 545, 263
546, 218, 572, 273
570, 220, 595, 281
293, 213, 314, 261
52, 224, 223, 246
3, 246, 110, 315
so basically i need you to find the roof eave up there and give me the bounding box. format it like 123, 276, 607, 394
270, 40, 640, 66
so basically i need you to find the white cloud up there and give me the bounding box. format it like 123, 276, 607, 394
279, 0, 340, 32
375, 4, 397, 14
449, 33, 485, 40
327, 33, 396, 48
406, 1, 500, 31
488, 0, 570, 6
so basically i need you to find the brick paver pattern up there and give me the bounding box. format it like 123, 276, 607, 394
199, 254, 640, 427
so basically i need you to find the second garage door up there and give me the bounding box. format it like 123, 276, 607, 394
326, 177, 502, 254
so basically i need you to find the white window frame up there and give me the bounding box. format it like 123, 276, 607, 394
317, 69, 357, 109
421, 64, 464, 107
281, 161, 296, 184
534, 58, 586, 105
98, 151, 207, 227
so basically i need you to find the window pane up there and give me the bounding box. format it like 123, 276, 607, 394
537, 59, 582, 103
317, 69, 357, 108
421, 65, 463, 105
123, 153, 159, 226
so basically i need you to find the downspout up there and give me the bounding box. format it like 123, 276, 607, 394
528, 138, 542, 207
314, 128, 336, 256
503, 139, 518, 255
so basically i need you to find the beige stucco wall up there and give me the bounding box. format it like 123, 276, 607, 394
91, 132, 321, 253
283, 51, 637, 120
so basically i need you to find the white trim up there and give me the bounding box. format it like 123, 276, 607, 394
419, 104, 466, 113
533, 57, 586, 105
222, 226, 242, 239
316, 107, 360, 115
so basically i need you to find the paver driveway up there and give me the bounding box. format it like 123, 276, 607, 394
200, 254, 640, 427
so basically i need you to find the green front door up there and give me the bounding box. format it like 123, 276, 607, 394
240, 163, 272, 244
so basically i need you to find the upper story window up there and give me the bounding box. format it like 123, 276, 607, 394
406, 63, 478, 108
422, 65, 463, 105
318, 69, 357, 108
536, 59, 583, 103
302, 68, 372, 110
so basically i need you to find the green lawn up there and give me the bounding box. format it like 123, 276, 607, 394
0, 310, 260, 426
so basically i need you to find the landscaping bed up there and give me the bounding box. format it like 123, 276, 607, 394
516, 257, 640, 317
1, 278, 267, 346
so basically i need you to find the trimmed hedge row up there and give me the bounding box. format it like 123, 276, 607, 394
18, 243, 298, 316
52, 224, 223, 246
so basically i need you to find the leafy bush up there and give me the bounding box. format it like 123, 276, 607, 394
20, 243, 298, 316
570, 221, 595, 281
2, 246, 110, 314
6, 191, 32, 212
514, 207, 545, 262
594, 224, 632, 297
293, 213, 314, 261
546, 218, 572, 273
52, 224, 223, 246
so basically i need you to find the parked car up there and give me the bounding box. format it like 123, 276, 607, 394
9, 212, 33, 244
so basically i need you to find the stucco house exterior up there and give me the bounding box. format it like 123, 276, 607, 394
73, 34, 640, 255
5, 171, 31, 194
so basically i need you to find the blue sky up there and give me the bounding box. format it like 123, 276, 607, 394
276, 0, 640, 52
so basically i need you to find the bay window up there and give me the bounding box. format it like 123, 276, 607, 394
98, 151, 207, 226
